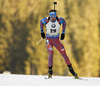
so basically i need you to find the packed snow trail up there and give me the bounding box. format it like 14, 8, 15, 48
0, 74, 100, 86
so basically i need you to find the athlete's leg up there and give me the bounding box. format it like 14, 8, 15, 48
54, 38, 71, 66
54, 38, 78, 77
46, 38, 54, 77
46, 38, 54, 67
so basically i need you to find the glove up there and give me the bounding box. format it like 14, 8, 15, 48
61, 33, 65, 40
41, 32, 45, 39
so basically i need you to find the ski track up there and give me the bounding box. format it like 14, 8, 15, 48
0, 74, 100, 86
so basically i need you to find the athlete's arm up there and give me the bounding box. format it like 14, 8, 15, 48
59, 17, 66, 34
40, 17, 48, 33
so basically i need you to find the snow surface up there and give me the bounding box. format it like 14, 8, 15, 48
0, 74, 100, 86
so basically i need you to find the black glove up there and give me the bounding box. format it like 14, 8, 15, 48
41, 32, 45, 39
61, 33, 65, 40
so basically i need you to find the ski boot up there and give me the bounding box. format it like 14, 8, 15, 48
48, 66, 53, 78
68, 65, 79, 78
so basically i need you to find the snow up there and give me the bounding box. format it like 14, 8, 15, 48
0, 74, 100, 86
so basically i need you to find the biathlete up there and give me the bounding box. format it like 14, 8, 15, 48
40, 10, 78, 78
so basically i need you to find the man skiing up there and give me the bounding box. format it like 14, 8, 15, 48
40, 10, 78, 78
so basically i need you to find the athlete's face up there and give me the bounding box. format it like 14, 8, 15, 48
50, 17, 56, 22
49, 12, 56, 22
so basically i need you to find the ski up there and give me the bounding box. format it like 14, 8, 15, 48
73, 77, 88, 81
44, 76, 88, 81
45, 77, 53, 79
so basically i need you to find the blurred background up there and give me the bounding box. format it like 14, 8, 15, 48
0, 0, 100, 77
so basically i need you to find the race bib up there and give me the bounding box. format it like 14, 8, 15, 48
46, 20, 60, 35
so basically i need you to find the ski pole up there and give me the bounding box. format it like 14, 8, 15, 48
36, 38, 43, 45
63, 40, 71, 47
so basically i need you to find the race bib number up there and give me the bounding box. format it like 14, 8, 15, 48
50, 29, 56, 33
